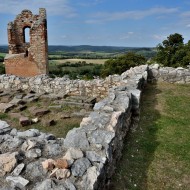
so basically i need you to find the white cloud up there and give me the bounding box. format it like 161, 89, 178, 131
180, 11, 190, 18
78, 0, 104, 7
0, 0, 77, 17
61, 35, 67, 39
152, 34, 167, 40
128, 32, 134, 35
85, 7, 179, 23
180, 11, 190, 25
86, 35, 100, 40
119, 32, 134, 40
178, 11, 190, 28
119, 36, 129, 40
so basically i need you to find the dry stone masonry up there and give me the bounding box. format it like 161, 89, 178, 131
4, 9, 49, 77
148, 63, 190, 83
0, 66, 147, 100
1, 64, 189, 189
1, 64, 189, 100
0, 65, 148, 190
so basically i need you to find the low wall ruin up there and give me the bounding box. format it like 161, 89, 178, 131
148, 64, 190, 83
0, 65, 147, 99
0, 64, 190, 189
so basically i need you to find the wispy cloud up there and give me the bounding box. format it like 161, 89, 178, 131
78, 0, 105, 7
61, 35, 68, 39
180, 11, 190, 18
178, 11, 190, 28
119, 32, 134, 40
85, 7, 179, 24
0, 0, 77, 17
152, 34, 167, 41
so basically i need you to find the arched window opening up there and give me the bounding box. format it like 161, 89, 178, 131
23, 27, 30, 43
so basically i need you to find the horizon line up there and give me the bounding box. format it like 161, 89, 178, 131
0, 44, 155, 48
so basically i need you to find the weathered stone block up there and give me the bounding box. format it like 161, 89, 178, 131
0, 152, 18, 176
64, 128, 90, 150
19, 117, 31, 127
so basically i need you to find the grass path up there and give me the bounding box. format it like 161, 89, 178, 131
110, 82, 190, 190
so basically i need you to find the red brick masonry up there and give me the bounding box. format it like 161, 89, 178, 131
4, 8, 49, 77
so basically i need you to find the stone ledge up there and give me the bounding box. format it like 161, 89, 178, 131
0, 65, 148, 189
4, 53, 25, 60
148, 64, 190, 83
1, 64, 190, 189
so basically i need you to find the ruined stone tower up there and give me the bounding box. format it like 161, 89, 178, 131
4, 8, 49, 77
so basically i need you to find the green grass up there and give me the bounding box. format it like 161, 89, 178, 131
8, 111, 81, 138
17, 118, 81, 138
51, 58, 107, 65
0, 52, 5, 74
48, 51, 116, 59
3, 98, 82, 138
0, 53, 6, 57
49, 60, 103, 79
110, 82, 190, 190
0, 113, 8, 119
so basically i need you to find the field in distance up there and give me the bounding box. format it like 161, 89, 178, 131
0, 45, 156, 78
0, 45, 156, 60
53, 58, 108, 65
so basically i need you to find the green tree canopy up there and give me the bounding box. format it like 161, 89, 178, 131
154, 33, 190, 67
163, 33, 184, 47
101, 52, 147, 77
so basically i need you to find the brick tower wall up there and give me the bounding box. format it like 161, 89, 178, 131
4, 8, 49, 77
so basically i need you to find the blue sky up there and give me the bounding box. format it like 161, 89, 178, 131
0, 0, 190, 47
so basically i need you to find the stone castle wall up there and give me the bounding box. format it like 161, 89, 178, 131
1, 64, 190, 189
0, 65, 147, 99
1, 64, 189, 98
148, 64, 190, 83
0, 65, 148, 190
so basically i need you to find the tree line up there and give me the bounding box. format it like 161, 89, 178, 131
0, 33, 190, 77
153, 33, 190, 67
101, 33, 190, 77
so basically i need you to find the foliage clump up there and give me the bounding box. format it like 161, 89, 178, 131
101, 52, 147, 77
49, 61, 103, 80
0, 54, 5, 74
154, 33, 190, 67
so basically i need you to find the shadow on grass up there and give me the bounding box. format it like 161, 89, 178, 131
109, 82, 161, 190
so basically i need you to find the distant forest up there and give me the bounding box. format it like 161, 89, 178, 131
48, 45, 154, 53
0, 46, 7, 53
0, 45, 156, 59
